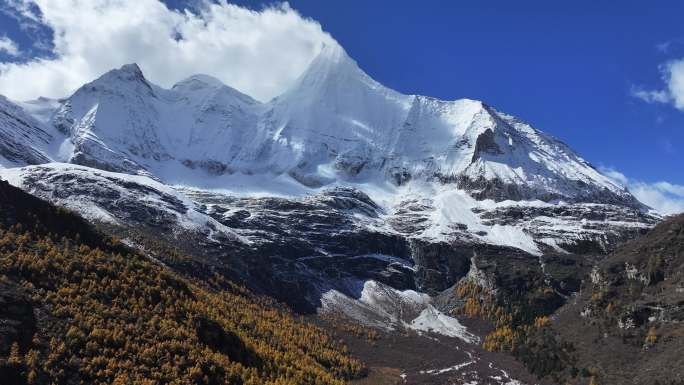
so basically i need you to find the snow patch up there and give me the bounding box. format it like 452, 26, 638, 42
410, 305, 478, 343
320, 280, 477, 343
420, 360, 474, 375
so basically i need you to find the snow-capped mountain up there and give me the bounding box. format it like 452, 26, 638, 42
47, 63, 263, 176
3, 43, 638, 206
0, 41, 659, 321
260, 44, 636, 206
0, 43, 666, 385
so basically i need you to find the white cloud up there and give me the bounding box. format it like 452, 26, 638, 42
601, 167, 684, 216
632, 57, 684, 110
0, 0, 335, 101
668, 59, 684, 109
630, 86, 670, 104
0, 36, 20, 56
600, 168, 629, 186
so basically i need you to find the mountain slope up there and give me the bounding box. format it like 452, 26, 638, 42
0, 178, 364, 385
552, 213, 684, 385
0, 96, 55, 167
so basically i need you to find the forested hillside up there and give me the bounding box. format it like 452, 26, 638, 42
0, 179, 364, 385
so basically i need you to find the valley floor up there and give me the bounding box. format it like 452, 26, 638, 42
316, 315, 544, 385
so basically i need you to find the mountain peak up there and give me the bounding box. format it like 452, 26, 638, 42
119, 63, 143, 74
173, 74, 226, 90
171, 74, 259, 107
284, 42, 373, 96
316, 42, 352, 65
83, 63, 151, 92
277, 41, 410, 115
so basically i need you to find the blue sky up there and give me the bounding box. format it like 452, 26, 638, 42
0, 0, 683, 212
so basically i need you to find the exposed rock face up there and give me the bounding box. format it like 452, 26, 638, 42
0, 163, 659, 315
471, 128, 503, 161
478, 203, 657, 254
409, 239, 472, 293
14, 165, 189, 230
183, 186, 417, 309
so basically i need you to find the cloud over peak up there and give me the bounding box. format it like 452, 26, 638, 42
0, 0, 336, 101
